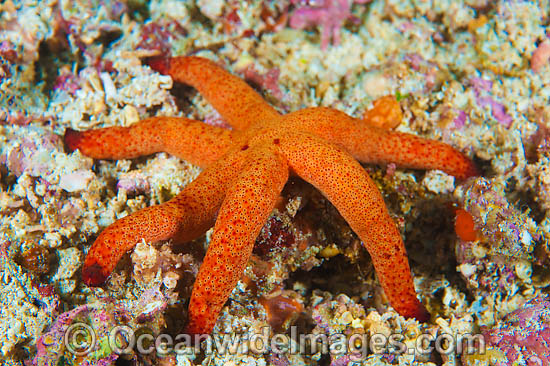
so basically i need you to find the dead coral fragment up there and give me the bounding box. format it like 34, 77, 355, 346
457, 178, 538, 260
241, 64, 285, 101
463, 296, 550, 366
30, 305, 118, 366
289, 0, 370, 50
470, 77, 513, 128
6, 129, 61, 178
29, 286, 167, 366
137, 20, 187, 56
16, 242, 51, 274
130, 240, 198, 303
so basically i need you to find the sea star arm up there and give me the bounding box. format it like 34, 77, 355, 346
147, 56, 282, 131
285, 107, 479, 180
185, 146, 289, 335
81, 149, 247, 286
64, 116, 234, 168
280, 133, 430, 321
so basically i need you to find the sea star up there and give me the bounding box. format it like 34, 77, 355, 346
64, 56, 478, 335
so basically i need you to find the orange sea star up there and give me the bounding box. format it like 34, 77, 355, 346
64, 56, 479, 335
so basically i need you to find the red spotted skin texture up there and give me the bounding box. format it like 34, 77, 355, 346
65, 56, 478, 334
